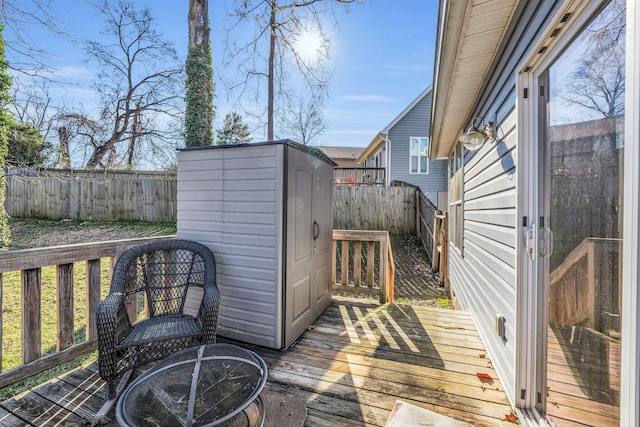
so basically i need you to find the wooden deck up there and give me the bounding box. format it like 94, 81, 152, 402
0, 298, 515, 426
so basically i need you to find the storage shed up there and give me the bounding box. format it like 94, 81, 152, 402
176, 140, 336, 349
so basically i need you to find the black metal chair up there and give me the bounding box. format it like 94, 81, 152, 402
96, 239, 220, 401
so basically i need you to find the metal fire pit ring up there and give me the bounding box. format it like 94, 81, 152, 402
116, 344, 268, 427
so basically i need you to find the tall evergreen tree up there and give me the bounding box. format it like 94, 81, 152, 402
216, 112, 252, 145
185, 0, 215, 146
0, 24, 12, 246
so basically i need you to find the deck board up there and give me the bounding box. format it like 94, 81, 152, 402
0, 298, 515, 426
546, 325, 620, 426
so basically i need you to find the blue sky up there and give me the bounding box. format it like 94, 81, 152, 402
14, 0, 438, 149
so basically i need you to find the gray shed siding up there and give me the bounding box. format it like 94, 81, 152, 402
446, 0, 561, 405
388, 91, 448, 196
177, 145, 285, 348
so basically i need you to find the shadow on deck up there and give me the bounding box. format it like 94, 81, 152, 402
0, 297, 513, 426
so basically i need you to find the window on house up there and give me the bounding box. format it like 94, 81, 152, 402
449, 141, 463, 250
410, 137, 429, 174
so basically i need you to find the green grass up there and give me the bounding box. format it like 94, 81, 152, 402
0, 218, 175, 400
3, 260, 115, 370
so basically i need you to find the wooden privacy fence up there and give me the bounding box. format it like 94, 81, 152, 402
5, 169, 177, 222
417, 191, 437, 264
332, 230, 395, 303
333, 186, 416, 234
6, 171, 419, 230
0, 236, 175, 388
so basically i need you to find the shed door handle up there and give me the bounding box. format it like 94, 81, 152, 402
313, 221, 319, 240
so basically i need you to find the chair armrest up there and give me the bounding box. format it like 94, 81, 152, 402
97, 293, 132, 346
200, 282, 221, 343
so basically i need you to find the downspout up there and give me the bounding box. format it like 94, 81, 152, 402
381, 134, 391, 186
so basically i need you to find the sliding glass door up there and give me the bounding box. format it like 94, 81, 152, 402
537, 1, 624, 425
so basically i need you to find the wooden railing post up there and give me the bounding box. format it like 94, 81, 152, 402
331, 239, 337, 287
353, 241, 362, 287
86, 259, 101, 340
22, 268, 42, 364
366, 241, 375, 287
379, 233, 388, 304
387, 242, 395, 303
0, 273, 3, 372
57, 263, 75, 351
341, 240, 349, 286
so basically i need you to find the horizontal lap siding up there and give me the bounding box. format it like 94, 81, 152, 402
177, 145, 282, 348
448, 0, 560, 405
389, 91, 448, 195
452, 110, 519, 406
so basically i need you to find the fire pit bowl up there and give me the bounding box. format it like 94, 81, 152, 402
116, 344, 268, 427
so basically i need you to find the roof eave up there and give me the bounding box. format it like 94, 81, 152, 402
429, 0, 519, 160
356, 133, 386, 164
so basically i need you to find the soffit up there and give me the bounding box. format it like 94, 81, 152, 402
430, 0, 519, 159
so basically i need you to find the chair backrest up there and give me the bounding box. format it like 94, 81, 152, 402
111, 239, 216, 318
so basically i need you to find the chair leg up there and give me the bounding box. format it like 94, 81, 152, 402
92, 370, 134, 426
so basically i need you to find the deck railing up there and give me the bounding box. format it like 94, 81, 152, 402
0, 231, 394, 389
333, 167, 385, 186
0, 236, 174, 388
332, 230, 395, 303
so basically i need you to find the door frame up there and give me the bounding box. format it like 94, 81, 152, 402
621, 1, 640, 424
514, 0, 637, 423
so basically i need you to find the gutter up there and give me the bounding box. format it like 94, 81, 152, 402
381, 134, 391, 187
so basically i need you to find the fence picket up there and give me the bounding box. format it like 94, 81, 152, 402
333, 186, 416, 234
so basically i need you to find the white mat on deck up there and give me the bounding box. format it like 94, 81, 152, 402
385, 400, 471, 427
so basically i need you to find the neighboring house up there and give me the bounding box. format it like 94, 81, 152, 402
429, 0, 636, 425
315, 146, 363, 168
357, 86, 447, 204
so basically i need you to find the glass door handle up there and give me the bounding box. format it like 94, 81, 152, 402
539, 227, 554, 257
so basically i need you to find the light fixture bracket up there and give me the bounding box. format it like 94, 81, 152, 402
459, 117, 495, 151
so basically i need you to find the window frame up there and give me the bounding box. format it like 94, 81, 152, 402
448, 140, 463, 251
409, 137, 429, 174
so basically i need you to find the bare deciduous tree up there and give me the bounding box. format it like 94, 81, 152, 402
279, 99, 326, 145
62, 0, 184, 169
558, 0, 625, 119
0, 0, 71, 77
223, 0, 361, 140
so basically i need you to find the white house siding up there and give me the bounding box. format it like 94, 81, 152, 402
450, 110, 518, 401
388, 91, 448, 197
177, 144, 284, 348
447, 0, 560, 405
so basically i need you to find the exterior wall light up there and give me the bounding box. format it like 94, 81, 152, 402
459, 117, 495, 151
